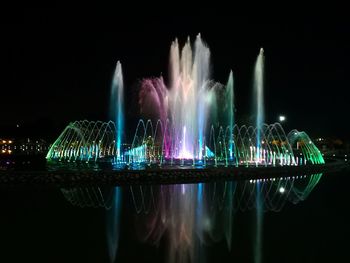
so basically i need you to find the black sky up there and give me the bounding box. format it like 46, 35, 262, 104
0, 8, 349, 139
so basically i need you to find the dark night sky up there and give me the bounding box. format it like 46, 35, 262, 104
0, 8, 349, 139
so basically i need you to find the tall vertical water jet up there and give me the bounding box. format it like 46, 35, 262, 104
254, 48, 265, 162
194, 33, 211, 160
226, 71, 234, 160
110, 61, 124, 161
167, 34, 211, 160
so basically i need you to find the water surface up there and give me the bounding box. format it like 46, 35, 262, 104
0, 171, 349, 263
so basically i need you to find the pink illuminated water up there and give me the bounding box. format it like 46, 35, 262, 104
138, 34, 226, 160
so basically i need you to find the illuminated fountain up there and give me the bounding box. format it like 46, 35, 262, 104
46, 35, 324, 168
46, 121, 324, 167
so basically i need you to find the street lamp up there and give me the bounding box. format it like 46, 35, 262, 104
278, 115, 286, 122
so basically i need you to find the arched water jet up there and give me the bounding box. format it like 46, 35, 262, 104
47, 120, 324, 167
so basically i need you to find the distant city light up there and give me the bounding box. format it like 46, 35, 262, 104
278, 115, 286, 122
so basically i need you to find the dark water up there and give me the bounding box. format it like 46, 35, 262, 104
0, 170, 349, 263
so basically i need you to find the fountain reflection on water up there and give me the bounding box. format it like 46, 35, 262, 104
61, 173, 322, 263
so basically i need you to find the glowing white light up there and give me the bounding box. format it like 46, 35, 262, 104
279, 115, 286, 122
279, 187, 285, 193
